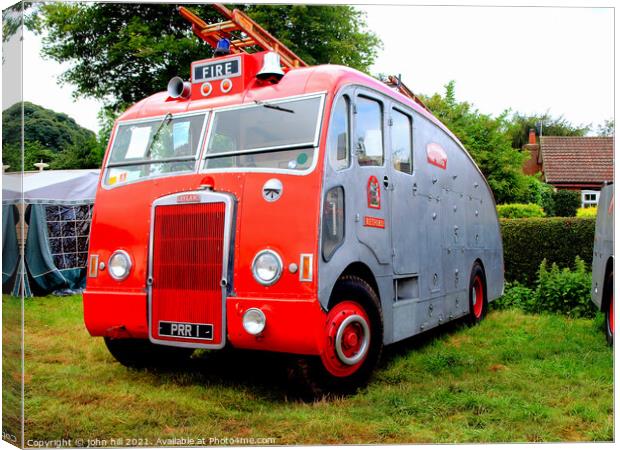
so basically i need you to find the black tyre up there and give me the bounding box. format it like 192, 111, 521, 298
604, 271, 613, 347
104, 338, 194, 369
289, 275, 383, 398
466, 262, 487, 325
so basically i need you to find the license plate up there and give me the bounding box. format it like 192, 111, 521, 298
158, 321, 213, 340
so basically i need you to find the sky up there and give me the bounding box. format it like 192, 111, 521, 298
4, 1, 615, 135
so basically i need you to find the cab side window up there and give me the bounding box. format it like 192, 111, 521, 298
327, 95, 350, 170
356, 96, 384, 166
391, 109, 413, 174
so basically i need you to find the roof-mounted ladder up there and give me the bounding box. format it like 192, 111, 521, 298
178, 4, 307, 70
179, 4, 431, 112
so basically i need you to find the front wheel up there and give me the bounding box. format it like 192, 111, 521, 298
289, 276, 383, 397
466, 262, 487, 325
104, 338, 194, 369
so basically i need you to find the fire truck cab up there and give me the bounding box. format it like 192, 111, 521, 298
84, 6, 503, 392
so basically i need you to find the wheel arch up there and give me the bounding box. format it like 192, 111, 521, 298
473, 258, 488, 290
601, 256, 614, 312
328, 262, 380, 310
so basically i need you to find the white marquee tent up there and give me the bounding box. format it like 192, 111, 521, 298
2, 169, 100, 296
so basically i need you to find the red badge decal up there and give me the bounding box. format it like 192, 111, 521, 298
177, 194, 200, 203
367, 175, 381, 209
426, 142, 448, 169
364, 216, 385, 229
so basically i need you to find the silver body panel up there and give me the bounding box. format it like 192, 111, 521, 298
591, 183, 614, 310
318, 85, 504, 345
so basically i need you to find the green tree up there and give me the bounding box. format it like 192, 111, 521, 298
506, 112, 590, 149
27, 3, 381, 116
51, 134, 104, 170
553, 190, 581, 217
597, 118, 614, 136
2, 140, 56, 173
2, 102, 103, 171
421, 81, 529, 204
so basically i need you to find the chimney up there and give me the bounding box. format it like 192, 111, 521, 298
522, 129, 542, 176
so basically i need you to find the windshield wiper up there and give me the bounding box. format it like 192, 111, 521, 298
145, 112, 173, 158
254, 100, 295, 114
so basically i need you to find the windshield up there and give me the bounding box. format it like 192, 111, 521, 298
104, 113, 207, 186
203, 95, 322, 171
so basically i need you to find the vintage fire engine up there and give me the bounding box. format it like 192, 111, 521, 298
84, 4, 504, 391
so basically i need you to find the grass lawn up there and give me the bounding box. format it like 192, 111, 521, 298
3, 294, 614, 445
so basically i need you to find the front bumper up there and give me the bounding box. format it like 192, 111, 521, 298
83, 290, 326, 356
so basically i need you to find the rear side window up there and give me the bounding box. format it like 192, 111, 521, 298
391, 109, 413, 174
327, 96, 350, 171
355, 96, 384, 166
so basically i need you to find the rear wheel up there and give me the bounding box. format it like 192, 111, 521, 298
467, 262, 487, 325
289, 276, 383, 397
104, 338, 194, 369
605, 272, 614, 346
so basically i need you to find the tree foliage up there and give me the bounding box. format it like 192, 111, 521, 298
26, 3, 381, 116
596, 118, 614, 136
421, 81, 529, 204
553, 190, 581, 217
1, 102, 103, 171
505, 111, 590, 149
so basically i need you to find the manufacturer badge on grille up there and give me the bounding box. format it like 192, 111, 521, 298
177, 194, 200, 203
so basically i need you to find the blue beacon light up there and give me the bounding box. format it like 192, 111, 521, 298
214, 38, 231, 57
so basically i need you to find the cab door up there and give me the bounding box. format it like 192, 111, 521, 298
387, 105, 420, 275
353, 91, 391, 265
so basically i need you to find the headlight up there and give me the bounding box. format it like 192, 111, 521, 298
108, 250, 132, 281
252, 250, 282, 286
242, 308, 266, 335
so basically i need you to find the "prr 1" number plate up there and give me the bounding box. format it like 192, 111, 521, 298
158, 321, 213, 340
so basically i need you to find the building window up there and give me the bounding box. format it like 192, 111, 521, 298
581, 190, 600, 208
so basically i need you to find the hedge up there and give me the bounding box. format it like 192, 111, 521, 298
576, 207, 597, 218
500, 217, 595, 286
496, 203, 545, 218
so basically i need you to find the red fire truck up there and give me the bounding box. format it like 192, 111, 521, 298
84, 5, 504, 392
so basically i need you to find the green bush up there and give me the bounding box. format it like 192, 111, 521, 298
539, 183, 556, 216
492, 282, 534, 310
553, 190, 580, 217
500, 217, 595, 286
517, 176, 556, 215
492, 258, 596, 318
576, 207, 597, 218
497, 203, 545, 218
529, 257, 596, 318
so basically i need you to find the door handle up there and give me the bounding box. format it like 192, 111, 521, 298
383, 175, 390, 189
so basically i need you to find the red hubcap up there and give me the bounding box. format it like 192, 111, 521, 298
344, 329, 359, 349
472, 276, 483, 318
321, 301, 371, 377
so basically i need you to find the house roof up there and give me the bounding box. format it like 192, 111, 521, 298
541, 136, 614, 186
